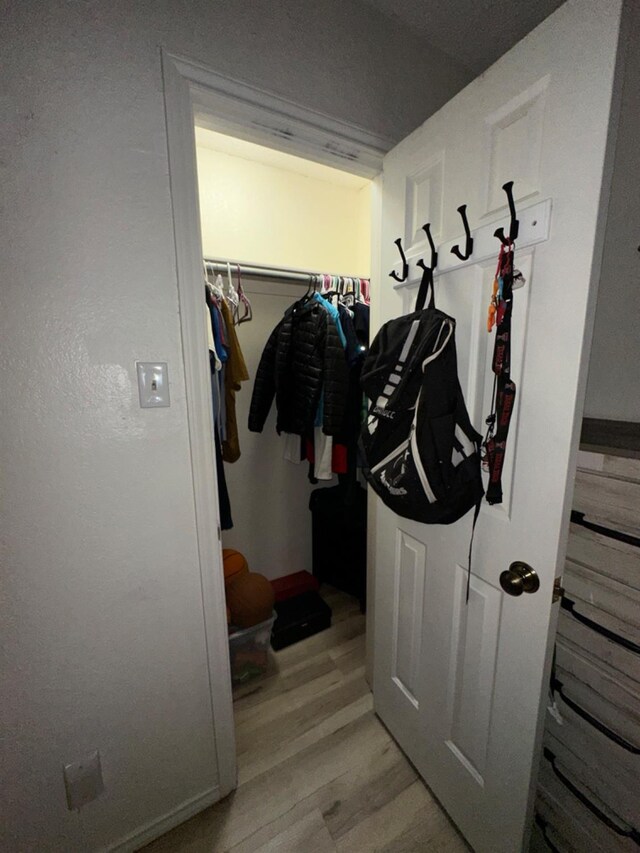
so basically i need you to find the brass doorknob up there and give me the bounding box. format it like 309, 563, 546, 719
500, 561, 540, 596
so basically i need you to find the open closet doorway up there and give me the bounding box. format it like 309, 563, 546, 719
193, 121, 376, 768
191, 103, 387, 781
195, 127, 372, 605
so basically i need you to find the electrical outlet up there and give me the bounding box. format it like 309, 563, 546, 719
63, 750, 104, 811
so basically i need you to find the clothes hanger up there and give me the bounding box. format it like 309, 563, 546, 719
204, 262, 218, 299
303, 274, 313, 300
236, 264, 253, 324
341, 278, 357, 309
339, 277, 351, 305
321, 275, 342, 304
336, 277, 350, 310
294, 274, 316, 315
305, 274, 318, 301
208, 269, 224, 300
224, 261, 240, 319
307, 274, 323, 302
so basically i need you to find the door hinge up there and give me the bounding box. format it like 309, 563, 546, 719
553, 577, 564, 603
217, 524, 221, 542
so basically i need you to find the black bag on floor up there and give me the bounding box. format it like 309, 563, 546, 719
360, 267, 484, 524
271, 591, 332, 651
309, 482, 367, 609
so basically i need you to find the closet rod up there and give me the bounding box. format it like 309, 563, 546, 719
204, 257, 369, 286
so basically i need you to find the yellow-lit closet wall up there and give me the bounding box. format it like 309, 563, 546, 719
195, 128, 372, 580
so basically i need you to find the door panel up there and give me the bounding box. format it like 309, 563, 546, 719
484, 77, 548, 214
446, 568, 502, 785
404, 153, 445, 252
373, 2, 626, 851
392, 530, 427, 707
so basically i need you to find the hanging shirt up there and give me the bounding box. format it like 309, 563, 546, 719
283, 432, 303, 463
337, 303, 363, 366
312, 294, 347, 430
205, 294, 222, 371
218, 365, 227, 441
354, 302, 370, 349
220, 298, 250, 463
310, 295, 348, 474
313, 427, 333, 480
313, 292, 347, 346
208, 298, 228, 363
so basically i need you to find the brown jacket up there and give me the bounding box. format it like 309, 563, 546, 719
220, 299, 249, 463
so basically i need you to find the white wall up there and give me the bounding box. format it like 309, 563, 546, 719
196, 132, 372, 274
584, 0, 640, 423
219, 281, 319, 581
1, 1, 469, 849
355, 182, 374, 276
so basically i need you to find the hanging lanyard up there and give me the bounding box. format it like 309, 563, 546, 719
483, 240, 516, 505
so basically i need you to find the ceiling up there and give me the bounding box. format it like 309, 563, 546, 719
360, 0, 565, 74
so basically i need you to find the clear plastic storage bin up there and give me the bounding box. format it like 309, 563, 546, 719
228, 612, 276, 685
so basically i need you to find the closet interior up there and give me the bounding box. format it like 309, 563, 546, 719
194, 125, 372, 681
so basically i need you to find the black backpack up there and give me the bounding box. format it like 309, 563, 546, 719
360, 269, 484, 525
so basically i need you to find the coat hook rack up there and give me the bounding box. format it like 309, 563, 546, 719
494, 181, 519, 245
390, 237, 409, 282
451, 204, 474, 261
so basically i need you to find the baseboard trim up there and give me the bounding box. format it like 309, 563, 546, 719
107, 785, 221, 852
580, 418, 640, 459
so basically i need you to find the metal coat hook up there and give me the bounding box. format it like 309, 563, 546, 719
451, 204, 474, 261
415, 222, 438, 308
494, 181, 519, 244
389, 237, 409, 282
421, 222, 438, 271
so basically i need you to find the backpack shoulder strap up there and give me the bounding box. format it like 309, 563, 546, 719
415, 263, 435, 312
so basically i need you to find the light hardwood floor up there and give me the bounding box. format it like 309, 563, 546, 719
143, 587, 467, 853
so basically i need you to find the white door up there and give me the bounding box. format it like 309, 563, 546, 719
372, 2, 626, 851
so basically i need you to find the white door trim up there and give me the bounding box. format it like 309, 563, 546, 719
161, 50, 237, 797
169, 52, 391, 178
161, 49, 385, 802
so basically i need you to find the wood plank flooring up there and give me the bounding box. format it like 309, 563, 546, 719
142, 588, 466, 853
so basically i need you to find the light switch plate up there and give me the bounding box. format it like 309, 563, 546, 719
136, 362, 170, 407
63, 749, 104, 811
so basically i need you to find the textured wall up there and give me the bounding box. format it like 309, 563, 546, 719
584, 0, 640, 422
0, 0, 468, 849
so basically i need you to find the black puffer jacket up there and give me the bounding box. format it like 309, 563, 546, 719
248, 299, 349, 436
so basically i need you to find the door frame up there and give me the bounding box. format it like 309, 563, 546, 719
161, 49, 387, 796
